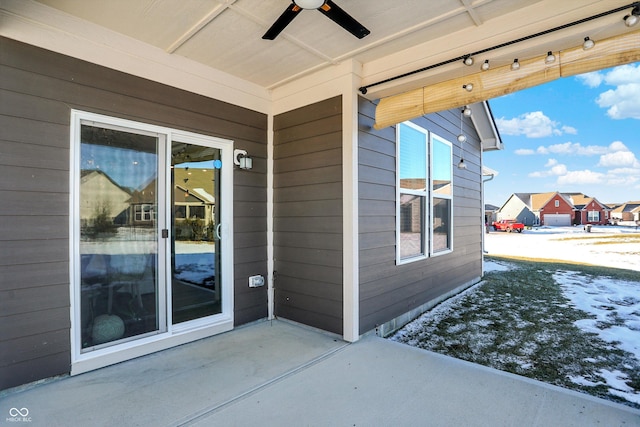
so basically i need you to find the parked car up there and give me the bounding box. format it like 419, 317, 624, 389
492, 219, 525, 233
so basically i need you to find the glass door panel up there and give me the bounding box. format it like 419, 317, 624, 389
79, 124, 160, 351
171, 142, 222, 324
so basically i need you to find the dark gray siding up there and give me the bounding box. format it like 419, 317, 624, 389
358, 97, 482, 334
273, 96, 343, 335
0, 38, 268, 390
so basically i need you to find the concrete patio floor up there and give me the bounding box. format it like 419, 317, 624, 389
1, 320, 639, 426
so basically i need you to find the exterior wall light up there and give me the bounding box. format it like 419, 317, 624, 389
233, 149, 253, 170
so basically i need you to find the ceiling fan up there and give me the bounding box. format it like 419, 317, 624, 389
262, 0, 370, 40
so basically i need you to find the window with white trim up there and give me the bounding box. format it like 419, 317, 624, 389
431, 134, 453, 254
134, 204, 155, 221
588, 210, 600, 222
397, 122, 453, 263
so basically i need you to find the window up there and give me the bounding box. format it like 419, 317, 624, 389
554, 200, 560, 208
397, 122, 453, 263
134, 204, 155, 221
431, 134, 453, 254
397, 123, 427, 261
588, 210, 600, 222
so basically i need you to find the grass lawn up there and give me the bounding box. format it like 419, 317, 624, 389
390, 256, 640, 409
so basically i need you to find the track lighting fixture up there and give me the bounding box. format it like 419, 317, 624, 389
545, 51, 556, 64
359, 3, 639, 95
463, 84, 474, 92
624, 4, 640, 27
463, 55, 474, 66
582, 36, 595, 50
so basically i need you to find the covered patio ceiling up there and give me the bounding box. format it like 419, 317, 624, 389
4, 1, 639, 103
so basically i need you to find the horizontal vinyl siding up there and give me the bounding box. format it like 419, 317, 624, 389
273, 96, 343, 335
0, 38, 268, 389
358, 97, 482, 334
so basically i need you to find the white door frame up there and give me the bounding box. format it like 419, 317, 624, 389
69, 110, 234, 375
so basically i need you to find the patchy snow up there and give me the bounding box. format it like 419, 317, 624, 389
600, 370, 640, 405
554, 270, 640, 361
483, 260, 513, 272
485, 225, 640, 272
553, 269, 640, 404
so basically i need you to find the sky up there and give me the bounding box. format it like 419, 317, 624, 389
484, 62, 640, 207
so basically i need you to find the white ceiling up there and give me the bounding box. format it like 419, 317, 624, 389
24, 0, 640, 98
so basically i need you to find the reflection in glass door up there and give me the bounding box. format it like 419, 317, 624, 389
171, 142, 222, 324
79, 124, 160, 351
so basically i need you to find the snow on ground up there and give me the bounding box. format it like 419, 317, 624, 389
554, 269, 640, 404
81, 228, 216, 285
483, 227, 640, 405
485, 225, 640, 272
483, 260, 513, 273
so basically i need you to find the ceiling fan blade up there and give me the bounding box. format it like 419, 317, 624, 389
262, 3, 302, 40
318, 0, 370, 39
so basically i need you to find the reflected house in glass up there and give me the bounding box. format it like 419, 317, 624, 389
79, 170, 131, 229
173, 168, 216, 240
129, 180, 156, 226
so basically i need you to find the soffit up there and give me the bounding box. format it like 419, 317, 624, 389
28, 0, 637, 96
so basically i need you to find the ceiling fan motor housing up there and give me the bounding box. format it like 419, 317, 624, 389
294, 0, 325, 10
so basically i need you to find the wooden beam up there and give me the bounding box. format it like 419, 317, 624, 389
374, 29, 640, 129
560, 29, 640, 77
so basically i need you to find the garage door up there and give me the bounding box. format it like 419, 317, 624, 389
544, 214, 571, 226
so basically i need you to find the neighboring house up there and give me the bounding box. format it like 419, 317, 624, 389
498, 192, 613, 226
530, 192, 575, 226
496, 194, 536, 226
79, 170, 131, 228
173, 168, 217, 224
568, 194, 609, 225
501, 192, 574, 226
611, 201, 640, 222
2, 0, 634, 392
129, 180, 156, 227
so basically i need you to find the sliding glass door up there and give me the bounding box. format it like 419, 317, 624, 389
171, 142, 223, 324
73, 112, 233, 360
78, 124, 162, 350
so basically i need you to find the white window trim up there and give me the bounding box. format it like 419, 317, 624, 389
430, 132, 453, 257
396, 122, 428, 264
69, 110, 234, 375
396, 123, 454, 264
